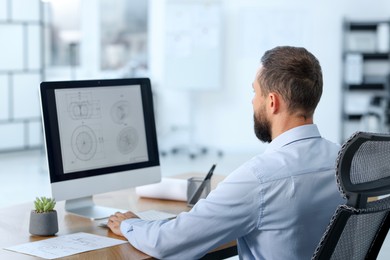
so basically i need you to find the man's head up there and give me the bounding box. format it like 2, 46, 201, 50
252, 46, 323, 143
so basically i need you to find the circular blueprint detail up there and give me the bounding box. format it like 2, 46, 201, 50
71, 125, 97, 161
117, 127, 138, 154
111, 101, 130, 124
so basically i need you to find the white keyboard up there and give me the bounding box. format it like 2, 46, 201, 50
96, 210, 177, 228
136, 210, 177, 221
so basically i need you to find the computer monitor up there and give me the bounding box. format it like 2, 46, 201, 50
40, 78, 161, 219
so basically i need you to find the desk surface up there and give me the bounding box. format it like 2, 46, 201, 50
0, 174, 237, 259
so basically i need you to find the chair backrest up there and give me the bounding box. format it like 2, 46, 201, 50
312, 131, 390, 260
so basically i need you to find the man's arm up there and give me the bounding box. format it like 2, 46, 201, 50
108, 211, 139, 236
109, 165, 261, 259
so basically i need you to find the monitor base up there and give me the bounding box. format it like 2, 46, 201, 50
65, 196, 124, 220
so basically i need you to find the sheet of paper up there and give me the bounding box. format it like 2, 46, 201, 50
4, 232, 127, 259
136, 177, 188, 201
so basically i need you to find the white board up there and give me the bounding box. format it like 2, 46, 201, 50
164, 0, 222, 90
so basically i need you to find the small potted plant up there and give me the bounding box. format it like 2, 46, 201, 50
29, 197, 58, 236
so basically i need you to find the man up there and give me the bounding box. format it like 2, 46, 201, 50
108, 46, 344, 259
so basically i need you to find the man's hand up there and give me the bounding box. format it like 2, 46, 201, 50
107, 211, 139, 236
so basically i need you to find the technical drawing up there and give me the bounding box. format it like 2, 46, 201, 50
38, 245, 72, 255
111, 100, 131, 124
69, 101, 93, 120
66, 92, 101, 120
71, 125, 98, 161
117, 126, 138, 154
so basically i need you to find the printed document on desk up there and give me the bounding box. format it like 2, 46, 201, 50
4, 232, 126, 259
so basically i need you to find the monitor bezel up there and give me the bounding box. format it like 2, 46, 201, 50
40, 78, 160, 184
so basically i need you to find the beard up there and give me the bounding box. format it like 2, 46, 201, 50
253, 111, 272, 143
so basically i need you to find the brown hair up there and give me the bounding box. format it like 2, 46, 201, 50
258, 46, 323, 118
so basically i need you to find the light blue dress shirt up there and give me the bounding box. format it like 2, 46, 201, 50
120, 124, 345, 259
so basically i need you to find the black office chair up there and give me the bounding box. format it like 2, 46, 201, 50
312, 131, 390, 260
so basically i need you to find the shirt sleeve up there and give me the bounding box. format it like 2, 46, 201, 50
120, 165, 261, 259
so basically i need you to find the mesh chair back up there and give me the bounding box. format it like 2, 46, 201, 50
312, 132, 390, 260
350, 141, 390, 184
336, 132, 390, 207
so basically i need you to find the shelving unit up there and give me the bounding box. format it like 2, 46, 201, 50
341, 19, 390, 142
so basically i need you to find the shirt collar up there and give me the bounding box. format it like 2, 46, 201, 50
265, 124, 321, 153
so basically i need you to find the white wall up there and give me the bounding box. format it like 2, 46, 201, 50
149, 0, 390, 154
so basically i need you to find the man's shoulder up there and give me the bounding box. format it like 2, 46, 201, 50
238, 137, 341, 183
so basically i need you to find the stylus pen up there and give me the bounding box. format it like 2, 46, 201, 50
188, 164, 216, 206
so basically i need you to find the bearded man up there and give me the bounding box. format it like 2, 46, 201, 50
108, 46, 344, 260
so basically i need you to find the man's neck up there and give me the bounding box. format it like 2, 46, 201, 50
271, 114, 313, 140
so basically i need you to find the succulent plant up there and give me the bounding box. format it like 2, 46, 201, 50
33, 197, 56, 213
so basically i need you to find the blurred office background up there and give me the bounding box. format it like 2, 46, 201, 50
1, 0, 390, 257
1, 0, 390, 233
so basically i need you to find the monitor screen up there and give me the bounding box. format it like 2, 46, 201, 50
40, 78, 161, 219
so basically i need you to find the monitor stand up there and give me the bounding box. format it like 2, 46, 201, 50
65, 196, 124, 220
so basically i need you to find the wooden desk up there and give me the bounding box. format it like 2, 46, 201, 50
0, 174, 237, 259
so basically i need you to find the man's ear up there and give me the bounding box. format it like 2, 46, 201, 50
267, 92, 280, 114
